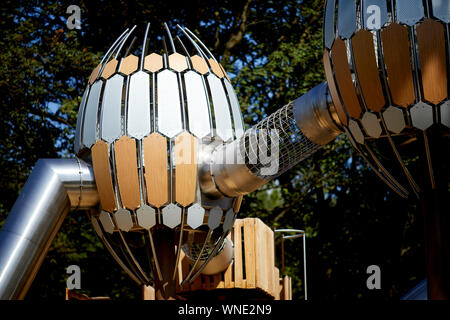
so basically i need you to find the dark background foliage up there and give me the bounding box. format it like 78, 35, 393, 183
0, 0, 424, 300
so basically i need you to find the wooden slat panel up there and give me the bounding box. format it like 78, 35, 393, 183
119, 55, 139, 75
114, 136, 141, 210
331, 39, 362, 119
91, 140, 117, 213
175, 132, 198, 207
208, 59, 224, 78
323, 50, 349, 126
243, 219, 256, 288
89, 63, 102, 84
142, 285, 155, 300
273, 267, 280, 300
144, 53, 163, 73
267, 224, 275, 298
255, 219, 264, 291
381, 23, 416, 107
190, 55, 209, 75
233, 195, 243, 213
282, 276, 289, 300
169, 53, 188, 72
417, 19, 447, 105
233, 219, 243, 288
143, 133, 168, 208
352, 30, 386, 112
219, 63, 231, 82
101, 59, 118, 79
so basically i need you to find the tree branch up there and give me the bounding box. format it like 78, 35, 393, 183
222, 0, 252, 60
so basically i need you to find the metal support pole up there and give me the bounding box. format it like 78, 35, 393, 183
275, 229, 308, 300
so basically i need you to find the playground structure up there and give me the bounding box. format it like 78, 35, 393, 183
0, 0, 449, 300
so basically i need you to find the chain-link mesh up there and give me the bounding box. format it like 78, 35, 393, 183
239, 101, 322, 180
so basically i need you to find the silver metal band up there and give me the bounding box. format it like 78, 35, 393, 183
293, 82, 342, 146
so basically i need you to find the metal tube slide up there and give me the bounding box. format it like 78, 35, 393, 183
0, 159, 98, 299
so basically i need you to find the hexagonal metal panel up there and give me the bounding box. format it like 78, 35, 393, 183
361, 112, 382, 138
410, 101, 434, 130
91, 217, 103, 236
323, 0, 336, 49
157, 70, 183, 138
190, 55, 209, 75
396, 0, 424, 26
348, 119, 365, 144
186, 203, 205, 229
114, 208, 134, 232
99, 210, 115, 234
119, 55, 139, 75
337, 0, 356, 39
101, 59, 118, 79
432, 1, 450, 23
100, 74, 124, 143
136, 204, 157, 229
440, 101, 450, 128
208, 59, 224, 78
82, 80, 103, 148
144, 53, 163, 73
222, 209, 235, 232
383, 106, 406, 134
208, 206, 223, 230
169, 53, 188, 72
162, 203, 182, 229
127, 71, 151, 139
89, 63, 102, 84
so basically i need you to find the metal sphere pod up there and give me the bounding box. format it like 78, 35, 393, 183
322, 0, 450, 198
74, 24, 243, 287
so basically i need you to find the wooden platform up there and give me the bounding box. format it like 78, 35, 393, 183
174, 218, 292, 300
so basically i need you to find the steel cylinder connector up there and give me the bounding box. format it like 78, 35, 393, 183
205, 82, 343, 198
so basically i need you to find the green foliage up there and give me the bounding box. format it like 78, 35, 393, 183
0, 0, 423, 300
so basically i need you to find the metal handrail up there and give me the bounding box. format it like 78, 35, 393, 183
274, 229, 307, 300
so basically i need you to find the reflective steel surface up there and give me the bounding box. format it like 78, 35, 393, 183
0, 159, 97, 299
